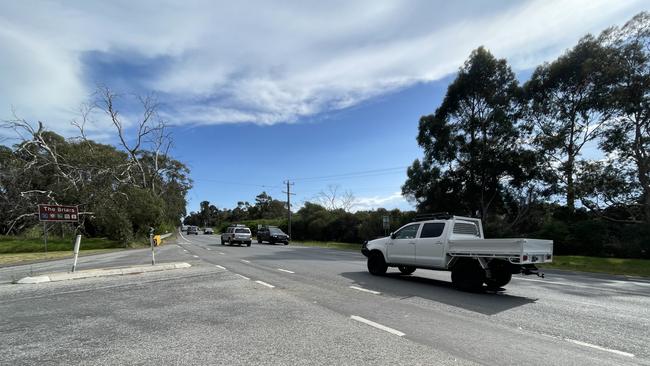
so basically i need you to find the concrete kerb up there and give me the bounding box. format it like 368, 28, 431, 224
15, 262, 192, 284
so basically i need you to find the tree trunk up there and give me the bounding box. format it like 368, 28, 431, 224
566, 155, 575, 211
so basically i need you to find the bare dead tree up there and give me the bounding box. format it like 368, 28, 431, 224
315, 184, 357, 211
95, 86, 165, 189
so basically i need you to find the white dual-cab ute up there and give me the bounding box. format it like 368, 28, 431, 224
361, 213, 553, 291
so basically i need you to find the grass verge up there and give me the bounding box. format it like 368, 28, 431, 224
0, 236, 155, 254
293, 241, 361, 251
0, 249, 125, 266
539, 256, 650, 277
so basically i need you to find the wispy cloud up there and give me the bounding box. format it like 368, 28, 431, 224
353, 192, 409, 211
0, 0, 646, 133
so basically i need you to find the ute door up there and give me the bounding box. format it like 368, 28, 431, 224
387, 223, 420, 265
415, 222, 446, 268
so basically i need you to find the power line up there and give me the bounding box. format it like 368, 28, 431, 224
192, 178, 282, 189
290, 166, 408, 182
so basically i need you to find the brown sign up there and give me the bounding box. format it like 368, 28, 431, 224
38, 204, 79, 222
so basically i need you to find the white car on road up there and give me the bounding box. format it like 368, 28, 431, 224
362, 214, 553, 291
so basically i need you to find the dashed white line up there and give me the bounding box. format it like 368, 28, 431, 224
565, 339, 634, 358
218, 252, 225, 255
235, 274, 250, 280
215, 265, 226, 270
350, 315, 405, 337
277, 268, 295, 274
255, 280, 275, 288
241, 259, 251, 263
349, 285, 381, 295
192, 255, 199, 258
206, 248, 211, 251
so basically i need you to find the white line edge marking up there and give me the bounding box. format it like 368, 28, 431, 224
277, 268, 295, 274
178, 230, 191, 243
241, 259, 251, 263
255, 280, 275, 288
349, 285, 381, 295
215, 265, 226, 270
235, 274, 250, 280
565, 339, 634, 358
350, 315, 404, 337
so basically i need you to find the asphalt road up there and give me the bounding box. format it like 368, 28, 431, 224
1, 231, 649, 365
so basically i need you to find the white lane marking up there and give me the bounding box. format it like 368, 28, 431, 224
241, 259, 251, 263
277, 268, 295, 274
206, 248, 211, 251
178, 230, 191, 243
255, 280, 275, 288
565, 338, 634, 358
193, 255, 199, 258
218, 252, 225, 255
350, 315, 405, 337
215, 265, 226, 270
349, 286, 381, 295
235, 274, 250, 280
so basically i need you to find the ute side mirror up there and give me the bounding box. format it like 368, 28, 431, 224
390, 232, 396, 239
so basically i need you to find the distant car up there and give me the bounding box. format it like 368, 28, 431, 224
187, 226, 199, 235
257, 226, 289, 245
181, 225, 188, 232
221, 225, 252, 246
204, 227, 214, 235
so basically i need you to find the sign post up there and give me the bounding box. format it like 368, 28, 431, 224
71, 235, 82, 272
43, 222, 48, 255
38, 204, 79, 256
382, 215, 390, 236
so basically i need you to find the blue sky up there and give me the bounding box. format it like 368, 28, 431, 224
1, 0, 647, 214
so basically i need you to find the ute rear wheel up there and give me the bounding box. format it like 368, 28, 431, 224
367, 252, 388, 275
485, 261, 512, 289
451, 259, 485, 292
398, 266, 416, 275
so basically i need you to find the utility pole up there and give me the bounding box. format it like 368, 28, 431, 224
283, 180, 295, 238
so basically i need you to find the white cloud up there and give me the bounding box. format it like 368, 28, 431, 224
0, 0, 647, 133
353, 191, 411, 212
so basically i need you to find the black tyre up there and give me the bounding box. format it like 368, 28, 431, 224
284, 241, 289, 245
247, 242, 251, 247
485, 261, 512, 289
221, 237, 225, 245
451, 259, 485, 292
398, 266, 416, 275
367, 252, 388, 275
257, 238, 262, 244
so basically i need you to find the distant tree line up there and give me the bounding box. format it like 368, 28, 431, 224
0, 87, 191, 243
403, 13, 650, 258
184, 191, 416, 242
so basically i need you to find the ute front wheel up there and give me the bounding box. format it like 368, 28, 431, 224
367, 252, 388, 276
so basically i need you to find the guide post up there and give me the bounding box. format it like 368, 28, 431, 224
149, 227, 156, 266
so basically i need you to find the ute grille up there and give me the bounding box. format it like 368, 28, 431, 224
453, 222, 479, 236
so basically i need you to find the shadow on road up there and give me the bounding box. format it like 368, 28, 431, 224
341, 271, 537, 316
